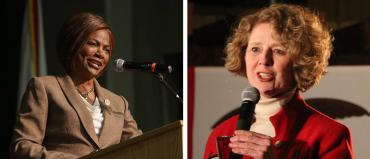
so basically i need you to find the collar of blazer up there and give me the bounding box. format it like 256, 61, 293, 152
270, 91, 305, 146
56, 73, 115, 149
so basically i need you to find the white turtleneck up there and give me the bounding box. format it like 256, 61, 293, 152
250, 89, 295, 137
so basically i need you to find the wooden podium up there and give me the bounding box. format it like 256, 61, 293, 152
80, 120, 183, 159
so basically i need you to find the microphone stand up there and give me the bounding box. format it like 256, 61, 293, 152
153, 73, 183, 104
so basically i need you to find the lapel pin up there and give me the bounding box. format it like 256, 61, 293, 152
104, 99, 110, 106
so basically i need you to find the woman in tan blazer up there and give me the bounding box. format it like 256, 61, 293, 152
10, 13, 142, 158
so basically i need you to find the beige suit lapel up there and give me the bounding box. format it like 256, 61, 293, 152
56, 75, 101, 149
94, 80, 117, 147
97, 103, 114, 147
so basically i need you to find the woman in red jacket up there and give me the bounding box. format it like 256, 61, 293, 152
204, 4, 354, 159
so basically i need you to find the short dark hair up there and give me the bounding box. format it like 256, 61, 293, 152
56, 12, 114, 73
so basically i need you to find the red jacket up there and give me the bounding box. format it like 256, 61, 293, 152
204, 92, 354, 159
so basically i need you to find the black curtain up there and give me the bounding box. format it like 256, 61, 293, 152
2, 0, 26, 158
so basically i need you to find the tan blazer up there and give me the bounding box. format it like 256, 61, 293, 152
10, 74, 142, 159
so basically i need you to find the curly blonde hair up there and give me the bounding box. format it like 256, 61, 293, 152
225, 4, 333, 92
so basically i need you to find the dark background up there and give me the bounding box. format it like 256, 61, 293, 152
3, 0, 26, 158
189, 0, 370, 66
3, 0, 182, 158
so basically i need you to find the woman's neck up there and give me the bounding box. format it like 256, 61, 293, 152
75, 80, 94, 91
255, 89, 296, 116
70, 73, 95, 92
73, 77, 96, 103
260, 88, 296, 101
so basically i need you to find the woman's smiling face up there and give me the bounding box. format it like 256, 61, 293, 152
72, 29, 112, 79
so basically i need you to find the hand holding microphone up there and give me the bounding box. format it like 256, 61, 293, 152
228, 87, 274, 159
229, 131, 274, 159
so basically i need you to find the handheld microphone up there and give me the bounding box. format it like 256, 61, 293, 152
229, 87, 260, 159
114, 58, 173, 74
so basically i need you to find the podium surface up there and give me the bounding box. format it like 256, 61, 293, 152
81, 120, 182, 159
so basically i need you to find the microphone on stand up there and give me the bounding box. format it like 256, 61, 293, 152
229, 87, 260, 159
114, 58, 172, 74
113, 58, 182, 103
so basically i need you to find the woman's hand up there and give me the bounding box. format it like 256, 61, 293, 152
229, 130, 275, 159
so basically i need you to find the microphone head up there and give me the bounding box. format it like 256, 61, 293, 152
241, 87, 260, 103
167, 65, 173, 73
114, 59, 125, 72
